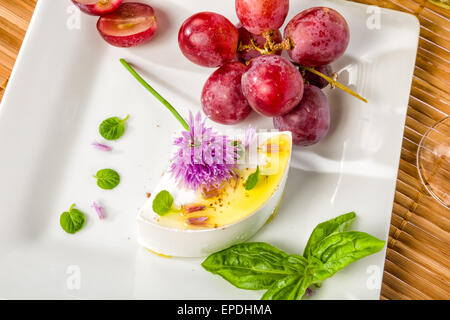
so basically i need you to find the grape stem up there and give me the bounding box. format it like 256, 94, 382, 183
120, 58, 190, 131
262, 31, 277, 52
299, 65, 368, 103
239, 39, 268, 55
262, 31, 293, 52
238, 30, 292, 56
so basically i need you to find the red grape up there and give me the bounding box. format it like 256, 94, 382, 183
201, 62, 252, 125
273, 85, 330, 146
236, 24, 282, 62
303, 64, 333, 89
178, 12, 239, 68
72, 0, 122, 16
242, 55, 304, 117
97, 2, 157, 47
235, 0, 289, 35
284, 7, 350, 66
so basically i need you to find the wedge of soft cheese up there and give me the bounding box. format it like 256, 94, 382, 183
137, 132, 292, 257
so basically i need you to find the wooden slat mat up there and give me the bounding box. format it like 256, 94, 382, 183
0, 0, 35, 100
350, 0, 450, 300
0, 0, 448, 300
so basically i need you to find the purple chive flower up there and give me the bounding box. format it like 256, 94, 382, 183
170, 112, 238, 191
306, 287, 314, 297
92, 142, 111, 152
92, 201, 105, 219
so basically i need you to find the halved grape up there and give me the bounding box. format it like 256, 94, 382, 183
235, 0, 289, 35
201, 62, 252, 125
284, 7, 350, 66
236, 24, 282, 63
242, 55, 304, 117
178, 12, 239, 68
302, 64, 333, 89
97, 2, 157, 47
72, 0, 122, 16
273, 85, 330, 146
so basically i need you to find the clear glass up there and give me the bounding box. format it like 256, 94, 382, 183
417, 116, 450, 209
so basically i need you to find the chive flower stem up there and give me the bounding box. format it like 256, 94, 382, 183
120, 58, 190, 131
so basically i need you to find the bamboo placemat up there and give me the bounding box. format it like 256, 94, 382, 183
0, 0, 448, 300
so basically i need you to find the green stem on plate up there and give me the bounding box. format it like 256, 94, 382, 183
119, 58, 190, 131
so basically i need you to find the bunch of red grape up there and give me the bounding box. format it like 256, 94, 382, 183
72, 1, 158, 48
178, 0, 351, 146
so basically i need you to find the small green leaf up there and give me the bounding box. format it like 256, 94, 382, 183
94, 169, 120, 190
60, 204, 86, 234
99, 115, 129, 140
202, 242, 300, 290
303, 212, 356, 258
245, 166, 260, 190
152, 190, 174, 216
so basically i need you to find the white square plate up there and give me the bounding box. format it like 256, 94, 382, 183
0, 0, 419, 299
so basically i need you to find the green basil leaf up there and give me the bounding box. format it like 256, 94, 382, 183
202, 242, 302, 290
60, 204, 86, 234
99, 115, 129, 140
309, 231, 385, 278
304, 256, 334, 283
303, 212, 356, 258
261, 274, 310, 300
200, 214, 385, 300
245, 166, 260, 190
94, 169, 120, 190
281, 254, 309, 272
262, 257, 326, 300
152, 190, 174, 216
